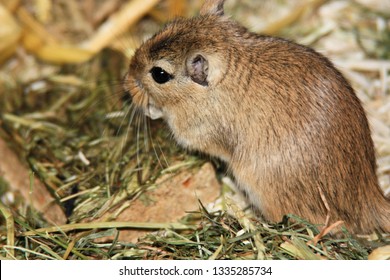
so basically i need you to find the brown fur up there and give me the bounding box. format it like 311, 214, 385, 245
124, 0, 390, 234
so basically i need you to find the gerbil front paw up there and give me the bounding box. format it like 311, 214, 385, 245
145, 104, 163, 120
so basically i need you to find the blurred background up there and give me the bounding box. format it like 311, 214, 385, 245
0, 0, 389, 260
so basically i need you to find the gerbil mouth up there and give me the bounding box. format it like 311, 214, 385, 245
124, 73, 163, 120
124, 74, 147, 107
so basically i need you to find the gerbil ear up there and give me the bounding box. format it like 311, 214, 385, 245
186, 54, 209, 86
200, 0, 225, 16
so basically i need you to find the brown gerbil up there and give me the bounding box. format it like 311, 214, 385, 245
124, 0, 390, 234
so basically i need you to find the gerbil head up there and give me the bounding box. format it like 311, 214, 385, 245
124, 0, 229, 120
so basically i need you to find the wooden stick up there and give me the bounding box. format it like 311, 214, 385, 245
21, 221, 194, 236
80, 0, 161, 54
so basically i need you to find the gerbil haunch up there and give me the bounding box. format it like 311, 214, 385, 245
124, 0, 390, 233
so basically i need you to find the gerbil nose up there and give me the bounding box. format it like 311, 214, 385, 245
122, 72, 133, 104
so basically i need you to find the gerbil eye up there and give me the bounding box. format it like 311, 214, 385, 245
150, 67, 173, 84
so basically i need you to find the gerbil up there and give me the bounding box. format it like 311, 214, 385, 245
124, 0, 390, 234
